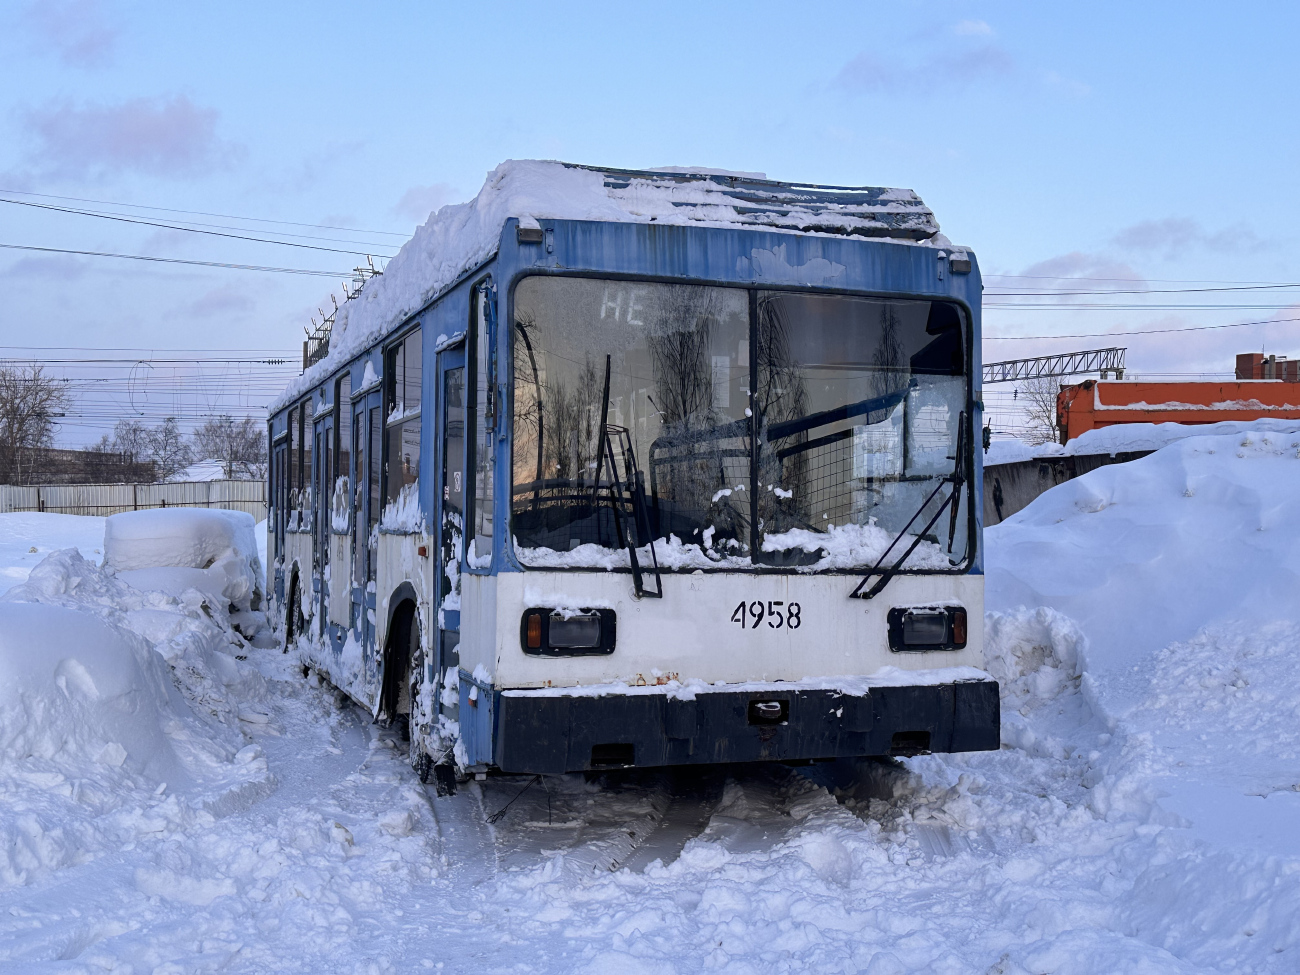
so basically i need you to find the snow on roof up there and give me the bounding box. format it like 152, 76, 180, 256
984, 417, 1300, 467
274, 160, 948, 412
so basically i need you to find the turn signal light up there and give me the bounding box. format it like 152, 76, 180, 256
951, 608, 967, 646
525, 612, 542, 649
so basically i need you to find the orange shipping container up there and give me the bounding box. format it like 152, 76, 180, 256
1056, 379, 1300, 443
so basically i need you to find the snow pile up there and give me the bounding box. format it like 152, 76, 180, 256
278, 160, 949, 410
0, 549, 275, 886
105, 508, 263, 614
0, 603, 183, 773
985, 417, 1300, 467
0, 511, 103, 595
987, 421, 1300, 673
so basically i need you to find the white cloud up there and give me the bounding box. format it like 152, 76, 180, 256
834, 44, 1013, 95
392, 183, 457, 225
953, 20, 994, 37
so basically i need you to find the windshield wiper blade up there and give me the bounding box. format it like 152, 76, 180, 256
849, 412, 968, 601
592, 355, 663, 599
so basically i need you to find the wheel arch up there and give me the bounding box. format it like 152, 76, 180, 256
378, 581, 422, 719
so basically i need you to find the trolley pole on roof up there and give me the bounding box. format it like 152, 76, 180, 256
982, 347, 1126, 385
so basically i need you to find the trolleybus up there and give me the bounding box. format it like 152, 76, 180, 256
268, 161, 999, 788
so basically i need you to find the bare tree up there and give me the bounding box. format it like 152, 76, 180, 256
98, 419, 151, 461
148, 417, 193, 480
0, 364, 71, 482
192, 415, 267, 479
1019, 375, 1063, 445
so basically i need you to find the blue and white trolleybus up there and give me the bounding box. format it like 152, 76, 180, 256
267, 161, 999, 788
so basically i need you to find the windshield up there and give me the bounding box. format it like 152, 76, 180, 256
510, 275, 969, 572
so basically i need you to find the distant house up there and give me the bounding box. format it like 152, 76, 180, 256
1055, 352, 1300, 443
0, 446, 157, 486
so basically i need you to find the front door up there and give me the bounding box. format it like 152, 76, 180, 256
435, 346, 466, 729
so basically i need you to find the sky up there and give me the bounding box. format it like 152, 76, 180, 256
0, 0, 1297, 445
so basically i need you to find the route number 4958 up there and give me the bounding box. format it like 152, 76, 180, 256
730, 600, 802, 630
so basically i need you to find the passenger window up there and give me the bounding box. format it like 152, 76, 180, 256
288, 406, 300, 528
384, 329, 423, 526
471, 286, 494, 566
334, 373, 351, 533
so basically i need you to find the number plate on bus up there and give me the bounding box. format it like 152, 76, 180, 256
730, 600, 802, 630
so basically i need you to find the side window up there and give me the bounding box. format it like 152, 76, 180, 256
288, 406, 299, 527
352, 409, 366, 586
368, 406, 382, 572
470, 285, 495, 565
271, 429, 284, 558
301, 402, 313, 527
384, 328, 423, 520
334, 373, 352, 532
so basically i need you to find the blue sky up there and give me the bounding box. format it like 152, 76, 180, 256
1, 1, 1297, 443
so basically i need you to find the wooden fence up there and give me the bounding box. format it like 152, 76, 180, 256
0, 480, 266, 518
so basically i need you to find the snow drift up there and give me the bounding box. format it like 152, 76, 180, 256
0, 603, 184, 774
0, 549, 274, 887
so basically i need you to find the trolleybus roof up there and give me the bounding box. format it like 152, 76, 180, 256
275, 159, 955, 410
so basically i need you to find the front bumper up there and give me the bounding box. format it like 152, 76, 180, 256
493, 678, 1000, 774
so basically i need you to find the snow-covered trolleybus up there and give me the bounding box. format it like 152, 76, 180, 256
267, 162, 999, 789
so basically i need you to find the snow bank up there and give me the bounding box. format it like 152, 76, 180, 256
0, 550, 275, 887
277, 160, 951, 411
984, 417, 1300, 467
0, 511, 104, 595
986, 418, 1300, 903
987, 421, 1300, 677
105, 508, 263, 613
0, 603, 184, 775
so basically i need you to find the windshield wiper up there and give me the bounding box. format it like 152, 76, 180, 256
592, 355, 663, 598
849, 411, 968, 601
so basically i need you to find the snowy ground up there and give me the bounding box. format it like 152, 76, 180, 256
2, 422, 1300, 972
0, 513, 104, 596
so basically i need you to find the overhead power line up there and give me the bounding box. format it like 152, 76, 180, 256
985, 274, 1299, 285
0, 197, 396, 259
986, 303, 1296, 311
3, 200, 403, 248
0, 187, 411, 238
0, 345, 296, 354
0, 242, 351, 277
986, 282, 1300, 297
985, 315, 1300, 341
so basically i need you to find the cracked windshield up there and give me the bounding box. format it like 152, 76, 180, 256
511, 276, 970, 571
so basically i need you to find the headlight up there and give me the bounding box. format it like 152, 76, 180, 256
520, 608, 616, 656
887, 606, 968, 652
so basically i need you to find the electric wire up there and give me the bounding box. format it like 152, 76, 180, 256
985, 315, 1300, 341
0, 187, 410, 238
985, 282, 1300, 296
0, 197, 397, 258
0, 242, 351, 276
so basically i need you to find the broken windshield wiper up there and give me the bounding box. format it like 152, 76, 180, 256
849, 411, 968, 601
592, 355, 663, 598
